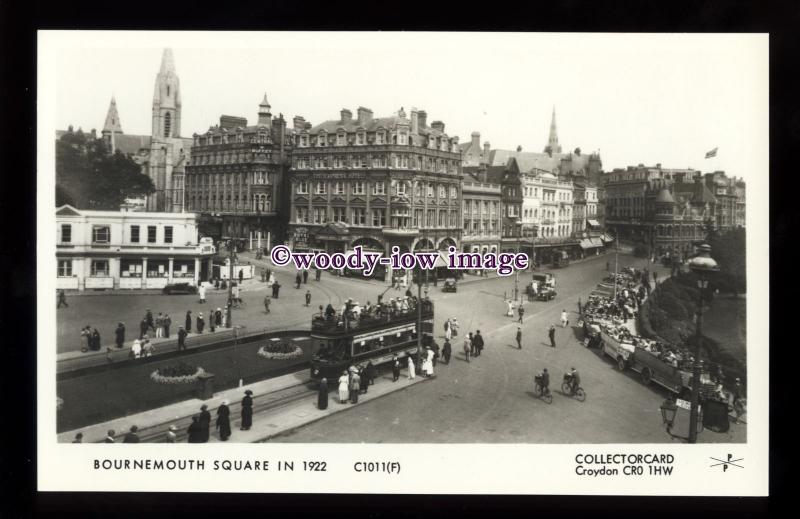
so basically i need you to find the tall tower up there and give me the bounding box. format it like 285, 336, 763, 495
544, 106, 562, 155
258, 93, 272, 125
101, 95, 123, 153
147, 48, 187, 212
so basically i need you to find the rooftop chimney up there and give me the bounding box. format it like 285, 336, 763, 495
431, 121, 445, 132
482, 141, 491, 164
410, 108, 419, 134
293, 116, 306, 132
340, 109, 353, 124
418, 110, 427, 128
356, 106, 373, 125
471, 131, 480, 148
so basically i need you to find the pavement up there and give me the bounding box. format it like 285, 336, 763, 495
59, 366, 433, 444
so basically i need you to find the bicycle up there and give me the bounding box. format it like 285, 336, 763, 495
561, 377, 586, 402
533, 376, 553, 404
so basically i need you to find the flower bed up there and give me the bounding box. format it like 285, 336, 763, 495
150, 362, 206, 384
257, 341, 303, 361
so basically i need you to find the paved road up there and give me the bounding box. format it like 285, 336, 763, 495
274, 254, 745, 443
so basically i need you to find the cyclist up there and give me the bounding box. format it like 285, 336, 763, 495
566, 367, 581, 394
537, 368, 551, 396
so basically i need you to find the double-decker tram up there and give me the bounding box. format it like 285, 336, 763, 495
309, 298, 435, 383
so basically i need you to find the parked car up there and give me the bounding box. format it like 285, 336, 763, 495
162, 282, 198, 295
442, 277, 457, 293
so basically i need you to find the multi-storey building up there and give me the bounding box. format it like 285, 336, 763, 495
604, 165, 720, 260
287, 107, 462, 256
704, 171, 746, 230
184, 96, 292, 245
461, 165, 505, 254
55, 204, 214, 291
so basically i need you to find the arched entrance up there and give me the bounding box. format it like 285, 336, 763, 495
413, 238, 435, 251
437, 237, 457, 251
351, 237, 384, 252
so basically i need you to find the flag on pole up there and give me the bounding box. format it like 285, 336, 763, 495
705, 147, 718, 159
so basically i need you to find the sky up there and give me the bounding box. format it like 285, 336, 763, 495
44, 31, 768, 183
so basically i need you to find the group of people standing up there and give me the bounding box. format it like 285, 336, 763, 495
333, 363, 377, 405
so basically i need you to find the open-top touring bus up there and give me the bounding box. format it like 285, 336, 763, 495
309, 299, 435, 383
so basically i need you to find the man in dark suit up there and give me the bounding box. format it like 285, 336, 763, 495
548, 324, 556, 348
516, 327, 522, 349
198, 404, 211, 443
123, 425, 140, 443
473, 331, 485, 357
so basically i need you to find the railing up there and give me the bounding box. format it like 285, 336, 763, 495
312, 300, 434, 335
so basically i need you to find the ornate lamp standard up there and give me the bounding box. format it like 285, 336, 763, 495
686, 243, 719, 443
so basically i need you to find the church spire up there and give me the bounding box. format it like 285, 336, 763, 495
159, 48, 176, 74
152, 47, 181, 138
544, 105, 562, 155
102, 95, 123, 153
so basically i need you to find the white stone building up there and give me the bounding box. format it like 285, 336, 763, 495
56, 205, 215, 291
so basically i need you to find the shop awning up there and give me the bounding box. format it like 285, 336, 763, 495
589, 238, 604, 247
587, 219, 601, 228
579, 239, 594, 249
601, 234, 615, 243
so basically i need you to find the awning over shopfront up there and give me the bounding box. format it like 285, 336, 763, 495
579, 239, 594, 249
589, 238, 604, 247
580, 238, 604, 249
601, 234, 615, 243
587, 219, 601, 228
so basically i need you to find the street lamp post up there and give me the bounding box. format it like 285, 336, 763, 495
227, 240, 236, 328
687, 243, 719, 443
514, 220, 523, 303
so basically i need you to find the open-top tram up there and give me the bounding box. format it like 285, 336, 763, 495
309, 299, 435, 383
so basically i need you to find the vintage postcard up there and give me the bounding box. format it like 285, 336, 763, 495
37, 31, 768, 495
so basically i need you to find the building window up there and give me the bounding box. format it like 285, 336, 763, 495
391, 207, 410, 228
91, 260, 109, 277
356, 132, 365, 145
372, 210, 386, 227
353, 181, 365, 195
427, 184, 434, 197
164, 226, 173, 244
318, 132, 327, 146
376, 131, 385, 144
315, 182, 327, 195
296, 207, 309, 223
60, 224, 72, 243
297, 181, 309, 194
147, 226, 157, 243
164, 112, 172, 138
334, 182, 345, 195
426, 209, 435, 227
92, 225, 110, 244
352, 208, 366, 226
438, 211, 446, 227
333, 207, 346, 223
438, 186, 446, 198
450, 186, 457, 198
372, 181, 385, 195
396, 182, 406, 196
313, 207, 326, 224
58, 259, 72, 277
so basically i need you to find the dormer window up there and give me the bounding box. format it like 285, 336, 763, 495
337, 131, 346, 146
376, 131, 385, 144
398, 131, 408, 145
300, 134, 309, 147
318, 131, 327, 147
356, 131, 366, 145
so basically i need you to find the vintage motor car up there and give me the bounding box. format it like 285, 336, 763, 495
162, 282, 198, 295
442, 278, 457, 292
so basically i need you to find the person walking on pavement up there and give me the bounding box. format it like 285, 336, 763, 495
185, 311, 192, 334
561, 309, 569, 328
473, 330, 485, 357
577, 298, 582, 316
303, 270, 309, 284
408, 355, 417, 378
199, 283, 206, 303
516, 327, 522, 349
57, 290, 68, 308
215, 308, 223, 328
216, 400, 231, 441
272, 281, 281, 299
165, 425, 177, 443
315, 268, 321, 281
362, 362, 375, 393
391, 355, 401, 381
155, 313, 164, 338
518, 304, 525, 323
123, 425, 140, 443
469, 331, 477, 357
115, 322, 125, 349
187, 416, 203, 443
317, 378, 329, 410
146, 309, 155, 334
131, 338, 142, 359
463, 334, 472, 362
177, 326, 187, 351
444, 319, 452, 341
240, 390, 254, 430
338, 371, 350, 403
163, 313, 171, 338
91, 329, 101, 351
139, 318, 148, 340
442, 339, 452, 364
305, 290, 312, 307
196, 312, 205, 334
238, 269, 244, 286
349, 370, 361, 404
264, 295, 271, 314
295, 272, 302, 289
209, 308, 216, 333
549, 324, 557, 348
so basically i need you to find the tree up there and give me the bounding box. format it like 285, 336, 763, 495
56, 128, 155, 209
707, 227, 746, 296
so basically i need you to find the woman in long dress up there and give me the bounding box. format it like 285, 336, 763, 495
338, 372, 349, 403
317, 378, 329, 410
444, 320, 452, 341
407, 355, 416, 380
240, 390, 253, 431
216, 400, 231, 441
423, 347, 434, 377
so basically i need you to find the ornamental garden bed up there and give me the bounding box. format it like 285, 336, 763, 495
257, 340, 304, 361
150, 362, 206, 384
